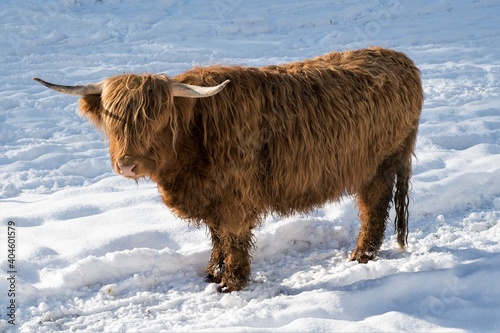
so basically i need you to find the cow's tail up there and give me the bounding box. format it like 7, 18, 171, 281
393, 133, 416, 249
394, 166, 410, 248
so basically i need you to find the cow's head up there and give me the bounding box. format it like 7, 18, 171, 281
34, 74, 229, 179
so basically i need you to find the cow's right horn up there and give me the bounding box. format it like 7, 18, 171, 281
33, 78, 102, 96
170, 80, 230, 98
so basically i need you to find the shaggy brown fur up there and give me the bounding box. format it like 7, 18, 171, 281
55, 47, 423, 292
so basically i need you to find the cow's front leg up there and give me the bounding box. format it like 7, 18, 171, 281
205, 225, 225, 284
217, 226, 254, 293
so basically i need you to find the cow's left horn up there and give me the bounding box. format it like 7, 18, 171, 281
171, 79, 230, 98
33, 78, 102, 96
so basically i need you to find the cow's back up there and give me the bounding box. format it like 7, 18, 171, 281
175, 48, 423, 215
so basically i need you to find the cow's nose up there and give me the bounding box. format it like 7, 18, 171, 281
117, 160, 137, 177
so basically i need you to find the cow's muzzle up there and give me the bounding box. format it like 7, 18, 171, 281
116, 157, 137, 177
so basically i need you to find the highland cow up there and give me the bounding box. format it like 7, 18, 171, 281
34, 47, 423, 292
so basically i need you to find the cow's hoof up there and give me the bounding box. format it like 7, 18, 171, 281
217, 283, 241, 293
350, 250, 375, 264
204, 274, 222, 284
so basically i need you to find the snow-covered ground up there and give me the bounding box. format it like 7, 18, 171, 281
1, 0, 499, 331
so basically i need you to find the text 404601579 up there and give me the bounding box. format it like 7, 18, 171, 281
6, 220, 16, 326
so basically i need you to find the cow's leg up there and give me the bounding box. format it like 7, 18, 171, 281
205, 225, 225, 284
217, 225, 254, 292
351, 160, 396, 263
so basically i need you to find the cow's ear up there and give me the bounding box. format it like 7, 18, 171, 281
79, 94, 103, 127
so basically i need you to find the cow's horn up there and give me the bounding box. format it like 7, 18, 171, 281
171, 79, 230, 98
33, 78, 102, 96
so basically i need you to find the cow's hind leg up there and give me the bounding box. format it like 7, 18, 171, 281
351, 131, 416, 262
351, 158, 397, 263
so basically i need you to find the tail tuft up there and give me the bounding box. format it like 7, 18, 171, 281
394, 169, 410, 248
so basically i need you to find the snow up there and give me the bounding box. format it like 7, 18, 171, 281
1, 0, 499, 331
